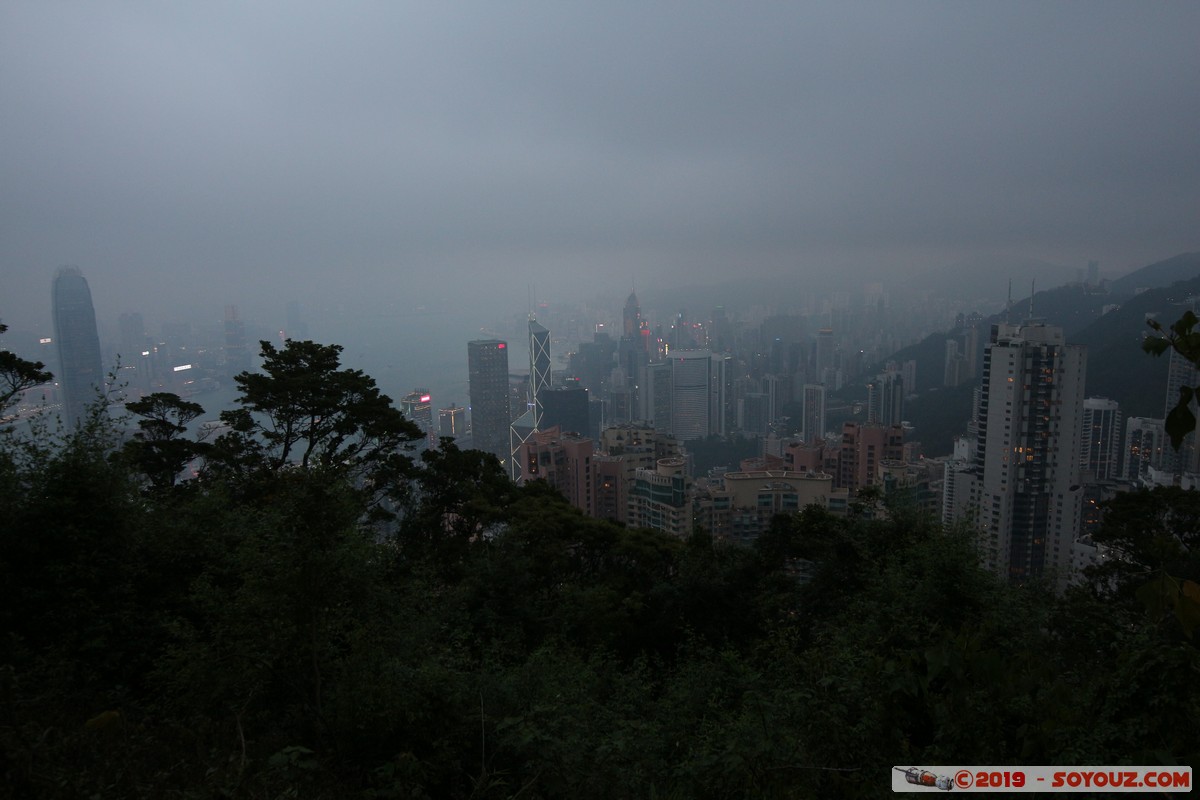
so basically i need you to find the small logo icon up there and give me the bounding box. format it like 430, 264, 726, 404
954, 770, 973, 788
894, 767, 955, 790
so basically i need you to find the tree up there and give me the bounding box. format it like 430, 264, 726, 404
211, 340, 422, 489
123, 392, 209, 490
1144, 309, 1200, 448
0, 321, 53, 416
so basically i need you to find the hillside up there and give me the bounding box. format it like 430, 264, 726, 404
1110, 252, 1200, 296
1073, 275, 1200, 418
881, 253, 1200, 454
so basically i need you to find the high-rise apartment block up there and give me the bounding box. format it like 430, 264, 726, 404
519, 426, 595, 516
1122, 416, 1166, 482
628, 457, 693, 537
838, 422, 905, 495
593, 424, 682, 524
51, 267, 104, 427
951, 322, 1086, 583
467, 339, 511, 463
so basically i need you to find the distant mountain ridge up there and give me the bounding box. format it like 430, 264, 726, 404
1110, 252, 1200, 296
908, 255, 1077, 305
889, 252, 1200, 455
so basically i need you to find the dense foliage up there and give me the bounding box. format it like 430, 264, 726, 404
1, 338, 1197, 799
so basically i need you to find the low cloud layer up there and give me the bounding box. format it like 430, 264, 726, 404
2, 2, 1198, 331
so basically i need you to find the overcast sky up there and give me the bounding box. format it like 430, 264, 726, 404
2, 1, 1198, 334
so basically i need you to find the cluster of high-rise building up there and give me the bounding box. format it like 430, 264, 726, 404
13, 267, 1200, 592
470, 291, 1200, 589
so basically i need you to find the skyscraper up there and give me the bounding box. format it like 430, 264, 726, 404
618, 291, 649, 389
636, 351, 727, 440
867, 370, 904, 427
667, 350, 714, 441
540, 386, 590, 436
802, 383, 826, 444
1122, 416, 1166, 482
510, 318, 553, 479
467, 339, 510, 462
528, 318, 552, 427
51, 267, 104, 427
838, 422, 904, 495
955, 322, 1086, 583
1080, 397, 1121, 481
439, 403, 466, 439
401, 389, 434, 446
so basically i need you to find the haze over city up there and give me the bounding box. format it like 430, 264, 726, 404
8, 5, 1200, 793
3, 1, 1199, 340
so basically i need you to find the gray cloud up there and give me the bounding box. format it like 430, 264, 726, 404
2, 1, 1198, 333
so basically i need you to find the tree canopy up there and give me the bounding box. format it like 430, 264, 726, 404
0, 321, 53, 416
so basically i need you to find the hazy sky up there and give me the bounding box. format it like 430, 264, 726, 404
2, 1, 1199, 334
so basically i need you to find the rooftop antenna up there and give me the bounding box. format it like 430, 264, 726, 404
528, 282, 534, 320
1006, 279, 1013, 325
1029, 279, 1035, 320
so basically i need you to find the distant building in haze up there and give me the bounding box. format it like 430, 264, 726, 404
467, 339, 511, 463
401, 389, 435, 446
439, 404, 466, 439
867, 370, 904, 427
52, 267, 104, 427
662, 350, 726, 441
801, 383, 826, 444
224, 305, 250, 378
540, 385, 590, 437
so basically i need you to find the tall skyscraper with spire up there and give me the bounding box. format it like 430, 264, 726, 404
51, 267, 104, 428
510, 317, 552, 479
528, 318, 551, 427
